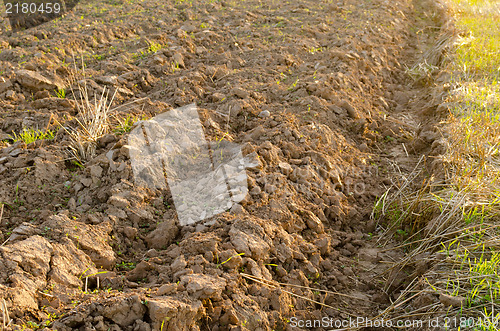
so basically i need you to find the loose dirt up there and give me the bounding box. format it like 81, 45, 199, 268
0, 0, 449, 329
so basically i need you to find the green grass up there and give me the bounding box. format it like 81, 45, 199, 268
55, 87, 66, 99
9, 128, 55, 144
133, 42, 166, 60
112, 114, 149, 134
116, 261, 136, 271
452, 12, 500, 78
428, 239, 500, 329
374, 0, 500, 328
443, 0, 500, 232
147, 42, 164, 54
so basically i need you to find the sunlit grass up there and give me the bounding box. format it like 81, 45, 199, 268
9, 128, 55, 144
112, 114, 149, 134
449, 0, 500, 79
375, 0, 500, 325
418, 0, 500, 323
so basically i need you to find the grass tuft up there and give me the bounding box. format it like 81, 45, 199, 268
68, 81, 116, 162
112, 114, 149, 134
60, 56, 116, 162
55, 87, 66, 99
9, 128, 55, 144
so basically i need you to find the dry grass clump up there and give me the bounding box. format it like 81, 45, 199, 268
67, 80, 116, 161
60, 56, 152, 162
55, 56, 117, 163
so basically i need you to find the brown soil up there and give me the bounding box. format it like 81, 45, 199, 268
0, 0, 449, 330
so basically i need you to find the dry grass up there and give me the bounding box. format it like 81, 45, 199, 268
240, 273, 356, 318
375, 0, 500, 328
376, 174, 500, 324
56, 56, 117, 162
0, 299, 11, 330
68, 80, 116, 161
405, 7, 459, 84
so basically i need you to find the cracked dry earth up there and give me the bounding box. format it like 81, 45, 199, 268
0, 0, 450, 330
